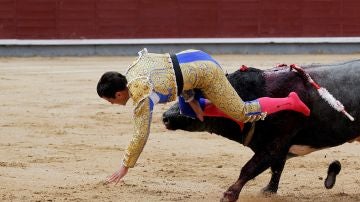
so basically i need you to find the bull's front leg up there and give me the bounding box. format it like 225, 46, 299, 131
261, 157, 286, 194
221, 151, 273, 202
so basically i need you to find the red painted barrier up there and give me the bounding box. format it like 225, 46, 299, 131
0, 0, 359, 39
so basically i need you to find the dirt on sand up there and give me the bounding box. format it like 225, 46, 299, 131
0, 54, 360, 202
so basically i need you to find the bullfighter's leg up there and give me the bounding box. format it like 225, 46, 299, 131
258, 92, 310, 116
199, 66, 310, 123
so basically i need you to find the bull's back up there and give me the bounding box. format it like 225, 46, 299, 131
291, 60, 360, 147
307, 60, 360, 109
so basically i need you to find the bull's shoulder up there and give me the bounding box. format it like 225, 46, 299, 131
225, 67, 266, 100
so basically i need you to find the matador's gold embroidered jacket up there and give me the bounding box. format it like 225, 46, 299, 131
123, 49, 178, 167
123, 49, 262, 168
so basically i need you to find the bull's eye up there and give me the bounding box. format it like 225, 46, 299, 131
162, 117, 169, 124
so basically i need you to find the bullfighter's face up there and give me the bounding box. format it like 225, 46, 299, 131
102, 89, 130, 106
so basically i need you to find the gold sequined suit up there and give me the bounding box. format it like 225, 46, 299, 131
123, 49, 177, 167
123, 49, 262, 168
178, 50, 261, 121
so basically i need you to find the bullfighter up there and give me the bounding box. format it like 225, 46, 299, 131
96, 49, 310, 184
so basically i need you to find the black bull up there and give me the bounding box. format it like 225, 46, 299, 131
162, 60, 360, 202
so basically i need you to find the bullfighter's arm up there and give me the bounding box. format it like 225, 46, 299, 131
188, 98, 204, 121
181, 89, 195, 102
123, 97, 152, 168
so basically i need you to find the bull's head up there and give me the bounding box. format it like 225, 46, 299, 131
162, 103, 245, 143
162, 103, 208, 132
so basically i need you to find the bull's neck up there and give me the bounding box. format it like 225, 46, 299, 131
205, 117, 251, 145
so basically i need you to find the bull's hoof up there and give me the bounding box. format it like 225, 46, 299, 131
220, 191, 239, 202
324, 160, 341, 189
261, 185, 278, 195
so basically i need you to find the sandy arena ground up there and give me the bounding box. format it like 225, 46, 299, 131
1, 54, 360, 202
